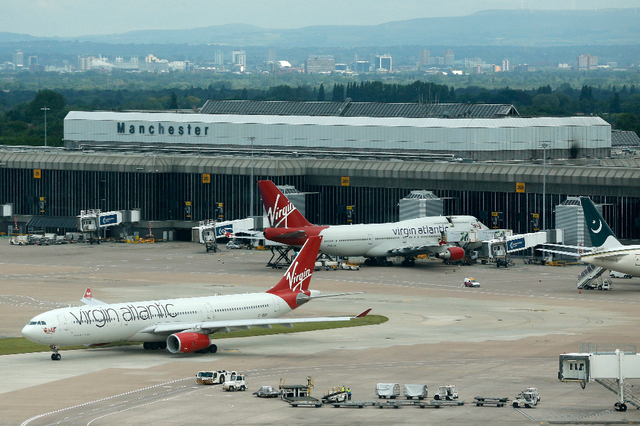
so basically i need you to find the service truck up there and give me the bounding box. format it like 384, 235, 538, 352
223, 372, 248, 391
434, 385, 459, 400
196, 370, 235, 385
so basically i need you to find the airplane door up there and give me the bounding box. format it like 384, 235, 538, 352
368, 234, 373, 245
204, 302, 214, 319
635, 254, 640, 266
57, 314, 68, 331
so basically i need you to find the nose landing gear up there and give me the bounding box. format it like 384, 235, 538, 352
50, 345, 61, 360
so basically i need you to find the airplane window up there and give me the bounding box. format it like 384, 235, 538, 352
29, 321, 36, 325
41, 321, 46, 325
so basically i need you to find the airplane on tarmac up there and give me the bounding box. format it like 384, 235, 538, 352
22, 236, 370, 361
258, 180, 490, 266
542, 197, 640, 277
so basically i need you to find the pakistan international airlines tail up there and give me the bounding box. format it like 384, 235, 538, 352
259, 180, 488, 266
22, 236, 369, 361
541, 197, 639, 277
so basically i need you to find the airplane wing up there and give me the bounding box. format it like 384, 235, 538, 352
140, 308, 372, 335
537, 247, 582, 258
543, 244, 594, 252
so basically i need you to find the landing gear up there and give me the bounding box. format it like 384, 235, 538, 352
143, 341, 167, 350
50, 345, 61, 361
195, 344, 217, 354
614, 402, 628, 411
364, 257, 393, 267
401, 257, 416, 267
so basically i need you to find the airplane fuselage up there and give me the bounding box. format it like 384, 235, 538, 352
581, 245, 640, 276
22, 293, 290, 347
264, 215, 486, 258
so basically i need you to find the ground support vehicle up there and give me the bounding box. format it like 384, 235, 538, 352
474, 396, 509, 407
521, 387, 540, 402
463, 278, 480, 288
288, 397, 322, 408
610, 270, 632, 279
512, 392, 537, 408
196, 370, 234, 385
403, 384, 428, 400
434, 385, 459, 400
376, 383, 400, 399
253, 386, 281, 398
223, 372, 247, 391
322, 387, 348, 403
375, 400, 402, 409
331, 401, 370, 408
415, 400, 465, 408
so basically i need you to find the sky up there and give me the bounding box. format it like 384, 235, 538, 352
2, 0, 638, 38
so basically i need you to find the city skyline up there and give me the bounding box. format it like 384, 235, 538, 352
2, 0, 637, 38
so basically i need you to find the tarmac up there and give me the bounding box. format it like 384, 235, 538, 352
1, 240, 640, 425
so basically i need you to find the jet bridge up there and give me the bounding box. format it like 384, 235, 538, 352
559, 344, 640, 411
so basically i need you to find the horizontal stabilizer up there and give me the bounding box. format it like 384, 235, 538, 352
308, 291, 363, 299
80, 288, 106, 306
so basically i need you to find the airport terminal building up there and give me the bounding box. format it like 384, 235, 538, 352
1, 100, 639, 241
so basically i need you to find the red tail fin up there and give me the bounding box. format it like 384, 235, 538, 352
267, 236, 321, 296
258, 180, 313, 228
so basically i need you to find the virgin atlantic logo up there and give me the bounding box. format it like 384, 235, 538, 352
266, 194, 296, 228
285, 261, 312, 292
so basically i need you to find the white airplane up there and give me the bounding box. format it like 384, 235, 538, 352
259, 180, 489, 266
22, 236, 369, 361
542, 197, 639, 277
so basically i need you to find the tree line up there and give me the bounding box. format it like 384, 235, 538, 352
1, 81, 639, 147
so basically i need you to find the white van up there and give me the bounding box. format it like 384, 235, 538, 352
609, 270, 632, 279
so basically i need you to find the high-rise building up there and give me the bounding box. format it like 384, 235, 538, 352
444, 49, 455, 67
501, 59, 510, 72
377, 55, 392, 72
214, 51, 224, 66
420, 49, 430, 66
355, 61, 370, 73
232, 50, 246, 67
305, 55, 335, 74
13, 50, 24, 67
577, 54, 598, 71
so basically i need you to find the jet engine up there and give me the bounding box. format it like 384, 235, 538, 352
437, 247, 466, 262
166, 332, 211, 354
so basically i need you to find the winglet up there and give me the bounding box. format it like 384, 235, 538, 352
355, 308, 372, 318
81, 288, 105, 305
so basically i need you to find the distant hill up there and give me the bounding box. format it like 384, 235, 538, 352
71, 9, 640, 47
1, 9, 639, 47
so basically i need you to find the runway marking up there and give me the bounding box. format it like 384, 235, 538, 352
513, 406, 535, 420
19, 377, 193, 426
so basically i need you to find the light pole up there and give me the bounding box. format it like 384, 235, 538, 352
540, 142, 550, 230
247, 136, 256, 218
41, 106, 50, 147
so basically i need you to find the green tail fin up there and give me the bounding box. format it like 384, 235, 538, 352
580, 197, 619, 248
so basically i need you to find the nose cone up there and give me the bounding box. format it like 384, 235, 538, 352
22, 323, 37, 342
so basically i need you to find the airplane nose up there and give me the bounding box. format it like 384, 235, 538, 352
22, 324, 38, 342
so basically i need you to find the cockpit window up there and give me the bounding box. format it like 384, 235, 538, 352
29, 321, 47, 325
29, 321, 37, 325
